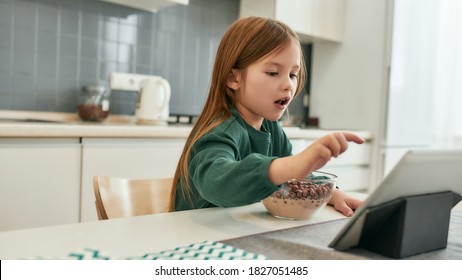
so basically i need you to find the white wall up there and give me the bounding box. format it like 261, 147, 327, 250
309, 0, 393, 189
310, 0, 389, 131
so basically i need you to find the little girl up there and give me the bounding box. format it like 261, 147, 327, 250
169, 16, 364, 217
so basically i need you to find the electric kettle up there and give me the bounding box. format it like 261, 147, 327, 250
135, 76, 171, 125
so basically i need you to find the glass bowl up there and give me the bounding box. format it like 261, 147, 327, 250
262, 171, 336, 220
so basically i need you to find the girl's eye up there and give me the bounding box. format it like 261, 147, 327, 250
290, 74, 298, 79
266, 72, 278, 77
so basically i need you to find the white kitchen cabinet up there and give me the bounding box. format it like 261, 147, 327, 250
99, 0, 188, 13
80, 138, 185, 222
0, 138, 81, 231
290, 138, 371, 191
240, 0, 345, 43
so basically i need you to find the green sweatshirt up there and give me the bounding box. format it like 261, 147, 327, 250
174, 107, 292, 211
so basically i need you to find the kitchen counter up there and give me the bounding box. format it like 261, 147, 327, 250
0, 121, 194, 138
0, 110, 373, 139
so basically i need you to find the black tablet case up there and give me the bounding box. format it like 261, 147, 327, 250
356, 191, 462, 258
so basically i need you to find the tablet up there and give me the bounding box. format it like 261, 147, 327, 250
329, 149, 462, 251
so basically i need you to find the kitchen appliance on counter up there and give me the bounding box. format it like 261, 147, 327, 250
109, 72, 171, 125
135, 77, 170, 125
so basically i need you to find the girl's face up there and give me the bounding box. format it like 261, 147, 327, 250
227, 39, 301, 130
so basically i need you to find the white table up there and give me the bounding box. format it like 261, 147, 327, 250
0, 202, 349, 259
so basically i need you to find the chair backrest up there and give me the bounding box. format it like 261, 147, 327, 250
93, 176, 173, 220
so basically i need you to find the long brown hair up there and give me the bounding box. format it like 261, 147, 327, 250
169, 16, 307, 211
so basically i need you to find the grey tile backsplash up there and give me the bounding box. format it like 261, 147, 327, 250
0, 0, 240, 115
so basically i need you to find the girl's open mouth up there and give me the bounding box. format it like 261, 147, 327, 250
275, 97, 290, 106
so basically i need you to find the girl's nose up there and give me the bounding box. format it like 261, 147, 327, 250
282, 76, 295, 93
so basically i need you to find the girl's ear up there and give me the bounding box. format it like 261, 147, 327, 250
226, 69, 241, 91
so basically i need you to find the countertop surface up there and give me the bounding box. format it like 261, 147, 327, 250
0, 110, 373, 139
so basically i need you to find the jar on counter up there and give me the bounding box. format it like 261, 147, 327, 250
77, 85, 110, 122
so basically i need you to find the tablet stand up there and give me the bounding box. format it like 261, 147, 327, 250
357, 191, 461, 259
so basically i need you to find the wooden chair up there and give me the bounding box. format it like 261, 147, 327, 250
93, 176, 173, 220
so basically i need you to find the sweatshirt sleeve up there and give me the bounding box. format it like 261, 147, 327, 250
189, 134, 279, 208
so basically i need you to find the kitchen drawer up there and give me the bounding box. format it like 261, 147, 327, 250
320, 166, 369, 191
0, 138, 81, 231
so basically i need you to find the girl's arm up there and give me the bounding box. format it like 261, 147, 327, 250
268, 131, 365, 216
268, 132, 364, 185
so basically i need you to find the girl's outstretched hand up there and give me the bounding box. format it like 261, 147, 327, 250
303, 132, 365, 172
328, 189, 363, 217
268, 132, 365, 188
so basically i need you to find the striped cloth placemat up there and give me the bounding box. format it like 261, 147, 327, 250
40, 241, 267, 260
